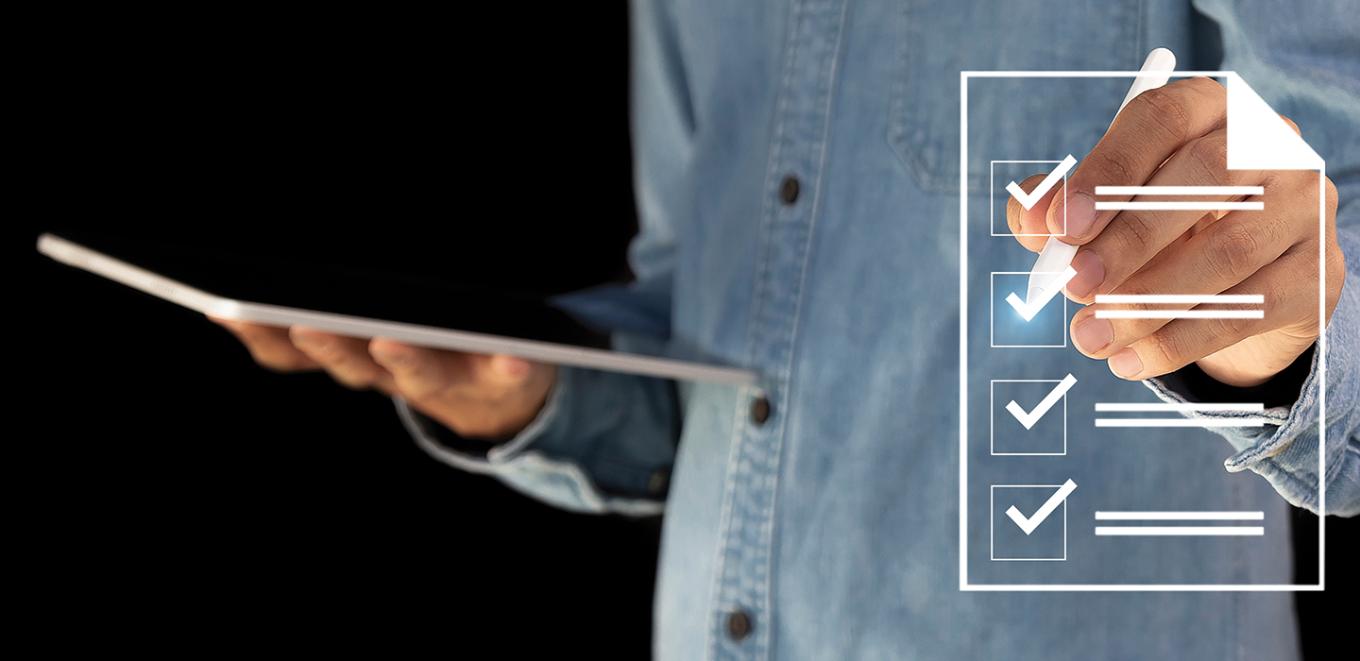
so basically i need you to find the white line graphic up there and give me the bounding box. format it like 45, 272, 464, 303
1094, 418, 1266, 428
1005, 155, 1077, 210
1094, 201, 1263, 211
1095, 511, 1263, 520
1094, 294, 1263, 304
959, 68, 1328, 592
1004, 267, 1077, 321
1004, 373, 1077, 430
1094, 185, 1264, 196
1004, 479, 1077, 536
1095, 402, 1263, 412
1095, 310, 1263, 319
1096, 526, 1264, 536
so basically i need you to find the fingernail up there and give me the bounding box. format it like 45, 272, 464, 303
1061, 191, 1097, 238
1108, 349, 1144, 379
1065, 250, 1105, 299
1072, 317, 1114, 354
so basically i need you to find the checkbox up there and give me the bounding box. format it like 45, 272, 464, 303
990, 160, 1070, 237
991, 377, 1071, 456
990, 272, 1068, 348
991, 483, 1071, 561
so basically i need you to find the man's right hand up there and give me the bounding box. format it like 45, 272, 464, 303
210, 317, 556, 441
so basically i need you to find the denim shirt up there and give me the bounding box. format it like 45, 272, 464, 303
403, 1, 1360, 658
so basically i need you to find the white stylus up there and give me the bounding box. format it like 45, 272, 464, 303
1024, 47, 1177, 304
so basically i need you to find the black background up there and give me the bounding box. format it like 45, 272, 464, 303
15, 3, 1352, 657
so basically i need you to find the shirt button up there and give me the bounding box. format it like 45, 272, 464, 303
726, 609, 754, 642
750, 395, 772, 426
779, 175, 800, 205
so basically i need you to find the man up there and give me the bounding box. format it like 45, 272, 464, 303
215, 1, 1358, 658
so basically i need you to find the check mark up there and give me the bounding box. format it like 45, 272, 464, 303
1004, 266, 1077, 321
1005, 479, 1077, 536
1005, 154, 1077, 210
1004, 374, 1077, 430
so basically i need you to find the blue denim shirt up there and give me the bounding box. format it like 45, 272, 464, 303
403, 1, 1360, 658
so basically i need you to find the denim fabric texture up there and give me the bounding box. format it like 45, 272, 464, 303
404, 1, 1359, 658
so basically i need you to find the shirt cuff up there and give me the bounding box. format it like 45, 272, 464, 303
393, 367, 668, 516
1142, 275, 1360, 513
393, 368, 568, 475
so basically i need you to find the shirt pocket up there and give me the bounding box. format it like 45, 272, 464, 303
887, 0, 1144, 195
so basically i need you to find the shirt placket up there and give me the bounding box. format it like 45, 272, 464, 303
709, 1, 848, 659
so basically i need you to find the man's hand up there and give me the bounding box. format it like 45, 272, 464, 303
1007, 77, 1344, 387
210, 318, 556, 440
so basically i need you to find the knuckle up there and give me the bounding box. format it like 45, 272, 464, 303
1087, 148, 1139, 186
1262, 276, 1294, 316
1110, 281, 1159, 312
1204, 225, 1261, 280
1324, 176, 1340, 214
1142, 331, 1184, 370
1185, 136, 1230, 181
1290, 172, 1320, 203
1134, 86, 1194, 143
1111, 211, 1157, 253
1207, 311, 1254, 340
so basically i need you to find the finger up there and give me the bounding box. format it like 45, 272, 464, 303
1103, 249, 1315, 380
1070, 203, 1299, 358
1063, 128, 1267, 302
209, 316, 320, 371
369, 339, 533, 401
1048, 77, 1227, 242
1005, 173, 1061, 252
289, 327, 394, 391
1278, 114, 1301, 136
368, 340, 470, 401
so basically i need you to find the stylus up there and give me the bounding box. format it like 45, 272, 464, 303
1024, 47, 1177, 304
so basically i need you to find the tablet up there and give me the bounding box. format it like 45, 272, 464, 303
37, 232, 755, 385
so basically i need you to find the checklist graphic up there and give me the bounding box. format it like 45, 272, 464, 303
1093, 510, 1264, 537
1092, 184, 1264, 211
990, 375, 1074, 455
990, 272, 1068, 348
1092, 294, 1264, 320
1093, 402, 1266, 428
990, 157, 1072, 236
959, 66, 1328, 590
991, 481, 1075, 561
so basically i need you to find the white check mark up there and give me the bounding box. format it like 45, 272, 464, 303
1005, 479, 1078, 536
1005, 154, 1077, 210
1005, 266, 1077, 321
1004, 373, 1077, 430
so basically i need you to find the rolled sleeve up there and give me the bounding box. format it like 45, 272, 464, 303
396, 365, 679, 517
1144, 269, 1360, 515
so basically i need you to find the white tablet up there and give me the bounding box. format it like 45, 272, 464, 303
38, 233, 755, 385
